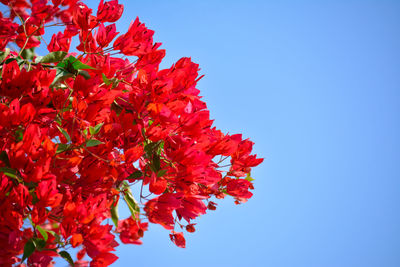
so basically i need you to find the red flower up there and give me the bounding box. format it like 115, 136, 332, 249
96, 23, 118, 48
113, 17, 155, 56
72, 2, 96, 30
117, 217, 148, 245
186, 224, 196, 233
48, 31, 71, 52
0, 0, 262, 265
226, 179, 253, 201
97, 0, 123, 23
0, 16, 18, 50
71, 233, 83, 248
124, 145, 143, 164
91, 252, 119, 267
169, 231, 186, 248
207, 201, 217, 210
149, 172, 168, 195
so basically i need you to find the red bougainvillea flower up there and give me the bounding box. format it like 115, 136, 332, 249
97, 0, 123, 23
113, 17, 155, 56
117, 217, 148, 245
0, 0, 262, 266
48, 31, 72, 52
169, 231, 186, 248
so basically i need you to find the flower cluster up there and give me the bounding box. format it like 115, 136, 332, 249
0, 0, 263, 266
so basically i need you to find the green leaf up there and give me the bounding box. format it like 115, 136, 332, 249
4, 58, 15, 64
5, 57, 24, 65
102, 73, 111, 85
20, 47, 36, 60
144, 142, 155, 154
86, 139, 103, 147
56, 143, 70, 154
157, 169, 167, 177
0, 151, 10, 167
93, 122, 104, 134
34, 56, 43, 62
111, 79, 120, 89
123, 182, 140, 217
58, 55, 95, 70
71, 59, 95, 70
0, 167, 18, 179
144, 141, 162, 157
83, 128, 88, 136
78, 70, 91, 80
0, 48, 10, 62
152, 154, 161, 172
38, 51, 67, 63
127, 170, 143, 180
33, 238, 46, 251
245, 172, 255, 182
31, 191, 39, 205
111, 201, 119, 228
15, 129, 23, 142
36, 225, 48, 242
159, 140, 165, 150
111, 101, 123, 115
25, 181, 38, 190
56, 125, 71, 143
89, 123, 103, 135
59, 250, 75, 266
46, 229, 56, 237
21, 239, 36, 262
51, 66, 74, 88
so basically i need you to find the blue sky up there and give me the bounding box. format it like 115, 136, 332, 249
109, 1, 400, 266
5, 0, 400, 266
106, 1, 400, 266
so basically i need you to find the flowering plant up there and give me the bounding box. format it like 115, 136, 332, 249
0, 0, 263, 266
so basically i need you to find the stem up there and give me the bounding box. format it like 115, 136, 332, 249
83, 147, 110, 163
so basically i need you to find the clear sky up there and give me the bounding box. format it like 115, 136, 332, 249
8, 0, 400, 266
103, 1, 400, 266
